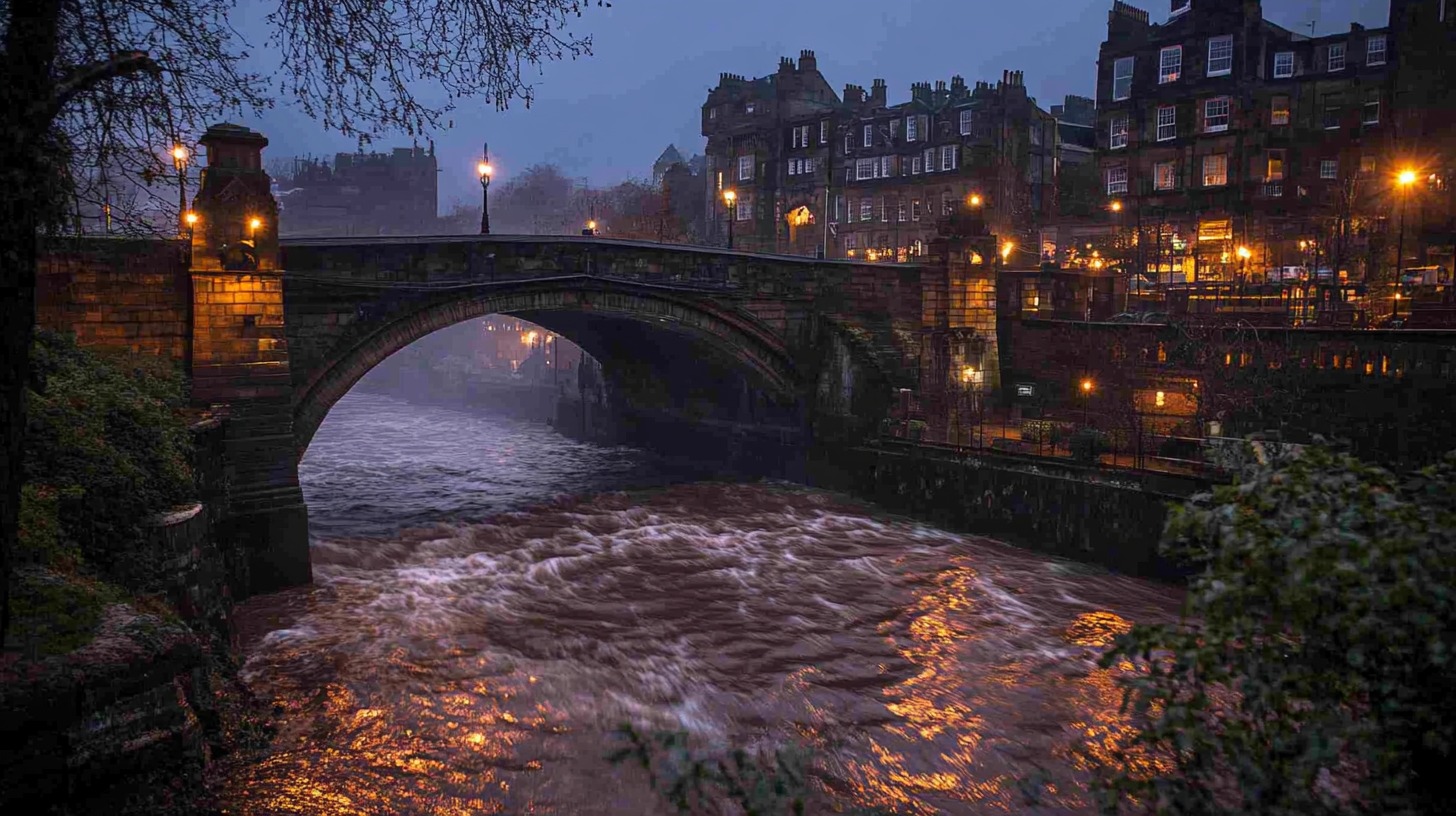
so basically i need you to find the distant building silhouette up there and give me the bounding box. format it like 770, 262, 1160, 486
275, 145, 438, 237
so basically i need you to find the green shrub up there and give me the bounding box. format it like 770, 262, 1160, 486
1090, 446, 1456, 814
1070, 428, 1108, 463
20, 331, 194, 587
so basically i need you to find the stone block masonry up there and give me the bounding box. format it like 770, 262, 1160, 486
35, 238, 191, 360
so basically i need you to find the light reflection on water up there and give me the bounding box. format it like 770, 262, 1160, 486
217, 392, 1181, 814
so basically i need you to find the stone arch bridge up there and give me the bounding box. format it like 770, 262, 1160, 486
40, 229, 1003, 595
35, 127, 1003, 595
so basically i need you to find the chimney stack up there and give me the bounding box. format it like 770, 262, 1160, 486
798, 49, 817, 72
869, 78, 887, 107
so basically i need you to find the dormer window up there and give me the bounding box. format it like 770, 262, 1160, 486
1366, 34, 1386, 66
1327, 42, 1346, 72
1170, 0, 1190, 15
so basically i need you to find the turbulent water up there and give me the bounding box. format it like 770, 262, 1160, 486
220, 391, 1182, 815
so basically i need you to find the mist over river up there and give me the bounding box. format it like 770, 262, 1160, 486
218, 391, 1180, 814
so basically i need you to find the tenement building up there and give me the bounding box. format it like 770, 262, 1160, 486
274, 145, 439, 237
702, 53, 1056, 260
1094, 0, 1400, 286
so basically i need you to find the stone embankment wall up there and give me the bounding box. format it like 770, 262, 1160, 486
810, 443, 1207, 581
35, 238, 192, 361
0, 419, 242, 814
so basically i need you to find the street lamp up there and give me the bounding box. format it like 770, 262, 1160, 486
1236, 245, 1252, 285
172, 144, 189, 237
1000, 241, 1014, 264
1109, 200, 1122, 213
1394, 167, 1417, 313
183, 211, 198, 263
722, 189, 737, 249
968, 193, 983, 208
248, 217, 261, 241
583, 219, 598, 236
477, 145, 494, 235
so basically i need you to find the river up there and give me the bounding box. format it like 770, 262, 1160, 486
218, 391, 1182, 814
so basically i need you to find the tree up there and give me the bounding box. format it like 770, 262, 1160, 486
1, 0, 609, 646
1091, 446, 1456, 814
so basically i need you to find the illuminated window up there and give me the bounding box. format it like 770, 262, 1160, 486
1155, 390, 1166, 407
1266, 148, 1285, 181
1159, 45, 1183, 83
1155, 161, 1177, 190
1202, 154, 1228, 187
1271, 95, 1290, 125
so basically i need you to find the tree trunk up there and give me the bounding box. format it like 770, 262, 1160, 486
1, 0, 64, 648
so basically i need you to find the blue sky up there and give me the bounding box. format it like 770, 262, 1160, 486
242, 0, 1389, 210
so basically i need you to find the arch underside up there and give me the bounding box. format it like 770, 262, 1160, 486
289, 277, 801, 454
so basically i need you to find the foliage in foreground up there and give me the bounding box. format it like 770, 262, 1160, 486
1092, 445, 1456, 814
19, 331, 194, 589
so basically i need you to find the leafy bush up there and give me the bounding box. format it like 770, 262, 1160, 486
1070, 428, 1108, 463
1091, 446, 1456, 814
20, 331, 194, 587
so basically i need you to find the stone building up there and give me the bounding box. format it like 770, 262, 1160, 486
701, 51, 842, 255
701, 52, 1056, 260
274, 145, 439, 237
1093, 0, 1397, 285
835, 71, 1057, 263
1388, 0, 1456, 280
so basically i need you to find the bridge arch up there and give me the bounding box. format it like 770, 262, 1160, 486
288, 275, 803, 455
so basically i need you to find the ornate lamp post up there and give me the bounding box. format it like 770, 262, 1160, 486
172, 144, 190, 237
477, 144, 494, 235
249, 216, 262, 242
722, 188, 737, 249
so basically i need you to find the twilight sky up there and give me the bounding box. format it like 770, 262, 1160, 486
241, 0, 1388, 210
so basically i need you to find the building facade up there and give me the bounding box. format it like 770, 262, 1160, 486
702, 53, 1056, 260
1092, 0, 1402, 288
275, 146, 439, 237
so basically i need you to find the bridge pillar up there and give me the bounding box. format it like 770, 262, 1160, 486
923, 211, 1003, 444
189, 124, 310, 595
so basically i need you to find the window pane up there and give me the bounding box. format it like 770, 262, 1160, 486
1160, 46, 1182, 83
1157, 105, 1177, 141
1113, 56, 1134, 100
1274, 51, 1293, 78
1207, 35, 1233, 76
1204, 97, 1229, 132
